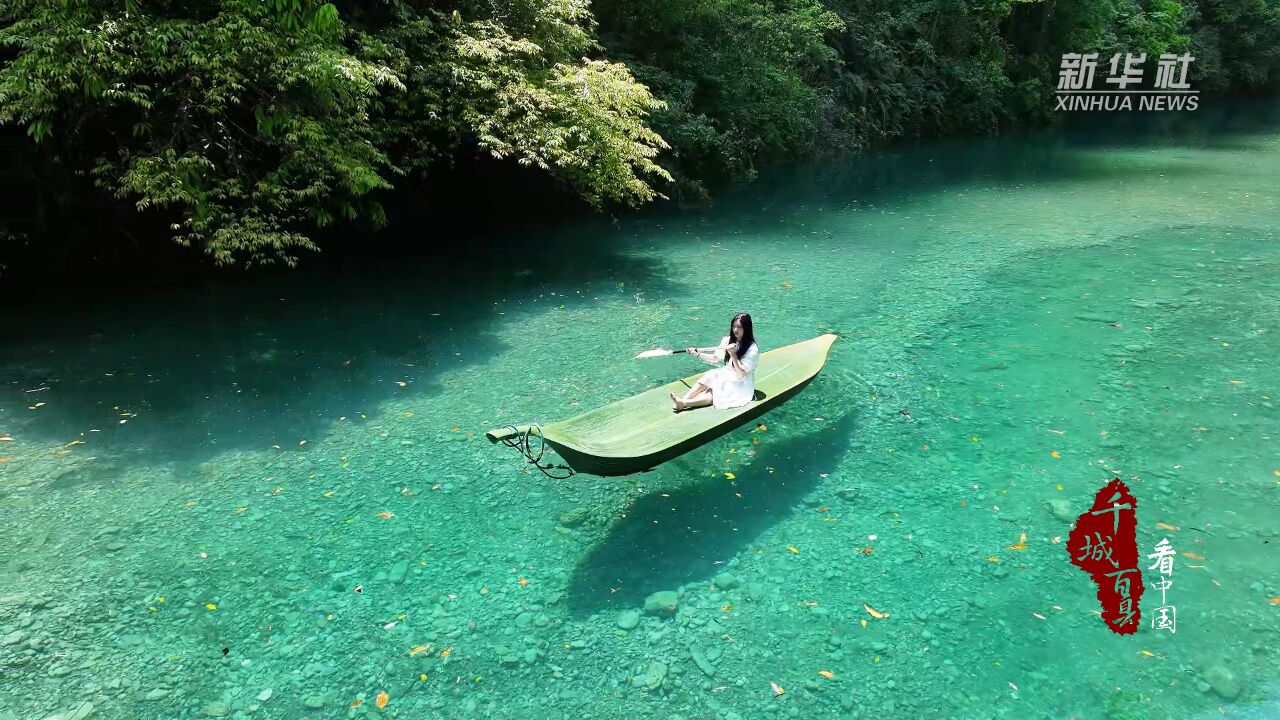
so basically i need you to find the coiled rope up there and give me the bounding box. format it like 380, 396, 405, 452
498, 424, 575, 479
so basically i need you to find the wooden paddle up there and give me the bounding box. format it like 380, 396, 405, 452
635, 344, 736, 359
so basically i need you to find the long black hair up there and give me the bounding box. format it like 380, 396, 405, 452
729, 312, 756, 359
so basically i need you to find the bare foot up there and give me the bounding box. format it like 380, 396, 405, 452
669, 392, 684, 412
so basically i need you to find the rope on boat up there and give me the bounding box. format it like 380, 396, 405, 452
499, 424, 575, 479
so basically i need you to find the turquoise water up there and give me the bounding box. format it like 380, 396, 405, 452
3, 104, 1280, 720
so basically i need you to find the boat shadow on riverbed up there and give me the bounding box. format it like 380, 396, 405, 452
564, 405, 859, 617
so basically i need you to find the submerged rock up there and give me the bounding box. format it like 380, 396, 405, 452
1047, 498, 1074, 524
558, 507, 590, 527
1202, 665, 1240, 699
643, 591, 678, 617
713, 572, 739, 590
617, 609, 641, 630
636, 661, 667, 691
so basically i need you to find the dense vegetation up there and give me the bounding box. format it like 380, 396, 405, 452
2, 0, 1278, 267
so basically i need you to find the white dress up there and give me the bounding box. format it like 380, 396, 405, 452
695, 336, 761, 410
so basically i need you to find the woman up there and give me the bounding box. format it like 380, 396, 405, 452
670, 312, 761, 412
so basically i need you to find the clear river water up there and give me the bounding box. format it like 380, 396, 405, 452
1, 100, 1278, 720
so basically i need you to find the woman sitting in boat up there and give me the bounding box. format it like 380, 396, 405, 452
670, 312, 761, 412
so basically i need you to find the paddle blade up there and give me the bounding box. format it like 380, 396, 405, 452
635, 348, 675, 359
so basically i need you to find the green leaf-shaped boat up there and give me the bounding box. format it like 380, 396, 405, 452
486, 333, 838, 476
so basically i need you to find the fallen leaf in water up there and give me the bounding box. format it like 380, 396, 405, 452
1009, 682, 1019, 692
786, 546, 799, 554
518, 577, 528, 587
206, 603, 217, 611
351, 699, 363, 708
1267, 597, 1280, 605
0, 456, 11, 463
272, 486, 283, 495
396, 381, 407, 387
722, 604, 733, 612
818, 670, 834, 679
1050, 450, 1061, 459
1032, 612, 1046, 620
233, 507, 248, 514
1156, 522, 1179, 531
987, 556, 1000, 563
375, 691, 389, 709
377, 512, 395, 519
724, 472, 736, 480
859, 619, 868, 628
409, 645, 432, 656
864, 604, 888, 619
770, 681, 785, 696
1006, 531, 1028, 551
439, 646, 452, 658
1139, 650, 1156, 657
1228, 379, 1244, 384
862, 547, 873, 555
322, 490, 334, 498
816, 506, 829, 512
753, 424, 767, 432
1181, 551, 1205, 560
1047, 428, 1065, 435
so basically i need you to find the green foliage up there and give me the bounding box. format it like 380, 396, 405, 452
596, 0, 845, 190
1, 0, 1276, 266
0, 0, 669, 265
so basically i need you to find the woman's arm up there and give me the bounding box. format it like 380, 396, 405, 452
730, 344, 757, 377
694, 337, 731, 365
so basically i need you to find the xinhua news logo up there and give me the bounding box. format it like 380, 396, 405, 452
1056, 52, 1197, 111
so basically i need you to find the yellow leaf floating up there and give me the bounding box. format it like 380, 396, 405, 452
818, 670, 834, 679
409, 645, 432, 656
1181, 551, 1205, 561
377, 512, 395, 519
787, 546, 799, 554
205, 603, 217, 611
770, 681, 785, 696
1050, 450, 1061, 459
859, 619, 868, 629
724, 472, 736, 480
375, 691, 389, 709
1006, 531, 1028, 551
1268, 597, 1280, 605
864, 604, 888, 619
1139, 650, 1156, 657
1155, 522, 1179, 531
